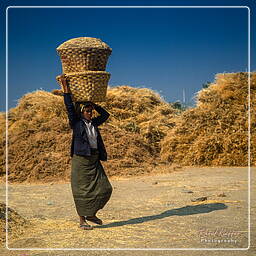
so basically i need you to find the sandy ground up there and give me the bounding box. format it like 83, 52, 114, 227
0, 166, 255, 256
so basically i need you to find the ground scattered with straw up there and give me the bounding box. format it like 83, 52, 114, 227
0, 166, 251, 250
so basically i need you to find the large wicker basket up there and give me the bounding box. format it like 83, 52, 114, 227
56, 37, 112, 72
56, 71, 110, 102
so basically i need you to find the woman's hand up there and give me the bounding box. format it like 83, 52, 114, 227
60, 74, 71, 93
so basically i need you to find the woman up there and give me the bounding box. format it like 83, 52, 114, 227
60, 75, 113, 230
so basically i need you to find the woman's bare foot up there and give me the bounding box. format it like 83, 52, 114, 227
79, 216, 93, 230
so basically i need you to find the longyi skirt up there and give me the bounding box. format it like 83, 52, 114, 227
71, 151, 113, 216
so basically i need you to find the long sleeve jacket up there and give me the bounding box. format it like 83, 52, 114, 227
63, 93, 110, 161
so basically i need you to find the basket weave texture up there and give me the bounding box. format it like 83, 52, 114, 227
57, 37, 112, 73
56, 37, 112, 102
56, 71, 110, 102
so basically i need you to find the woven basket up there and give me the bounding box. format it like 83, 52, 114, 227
56, 37, 112, 72
56, 71, 110, 102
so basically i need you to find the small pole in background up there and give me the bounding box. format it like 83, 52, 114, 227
182, 88, 186, 108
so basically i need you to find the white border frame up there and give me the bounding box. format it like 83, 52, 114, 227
5, 5, 251, 251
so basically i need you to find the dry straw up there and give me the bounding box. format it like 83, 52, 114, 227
160, 72, 256, 166
1, 72, 253, 184
0, 86, 178, 183
56, 37, 112, 72
100, 85, 179, 152
0, 203, 30, 245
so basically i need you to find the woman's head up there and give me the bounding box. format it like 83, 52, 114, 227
80, 102, 94, 121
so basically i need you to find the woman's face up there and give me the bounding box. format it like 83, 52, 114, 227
82, 106, 93, 121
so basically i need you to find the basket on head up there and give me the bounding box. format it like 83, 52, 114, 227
56, 37, 112, 73
56, 71, 110, 102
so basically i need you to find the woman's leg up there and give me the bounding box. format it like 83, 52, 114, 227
79, 216, 86, 225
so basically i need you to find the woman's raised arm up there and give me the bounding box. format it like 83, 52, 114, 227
60, 75, 79, 128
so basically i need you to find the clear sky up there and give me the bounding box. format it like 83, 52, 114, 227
1, 0, 255, 111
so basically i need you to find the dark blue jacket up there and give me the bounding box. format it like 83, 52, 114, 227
63, 93, 110, 161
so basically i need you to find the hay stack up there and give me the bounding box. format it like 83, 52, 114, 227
100, 85, 179, 151
98, 85, 179, 175
160, 72, 256, 166
0, 202, 30, 244
0, 91, 74, 182
0, 86, 178, 182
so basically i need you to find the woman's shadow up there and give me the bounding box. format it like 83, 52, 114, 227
95, 203, 227, 229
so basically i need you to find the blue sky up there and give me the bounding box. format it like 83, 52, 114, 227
1, 0, 255, 111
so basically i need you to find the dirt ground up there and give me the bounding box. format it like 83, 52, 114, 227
0, 166, 255, 256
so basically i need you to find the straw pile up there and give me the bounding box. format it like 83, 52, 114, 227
100, 86, 179, 151
161, 72, 256, 166
0, 202, 30, 244
0, 86, 178, 182
0, 91, 73, 182
2, 71, 252, 183
97, 86, 179, 175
